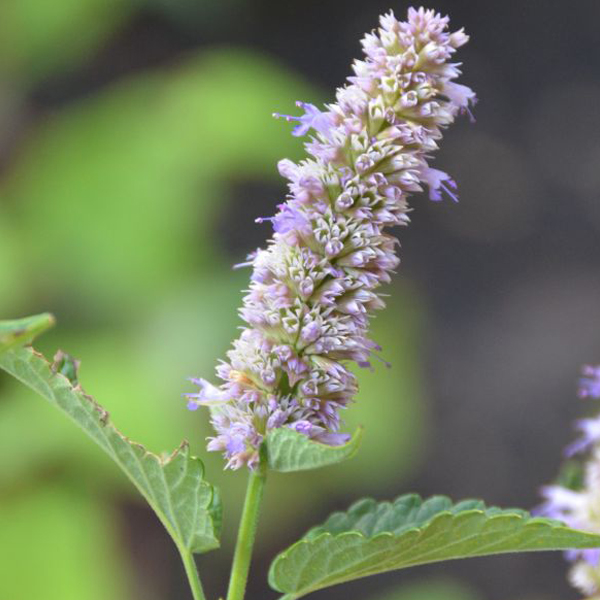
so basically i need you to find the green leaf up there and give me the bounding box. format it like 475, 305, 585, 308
0, 313, 54, 354
266, 427, 363, 473
0, 344, 221, 554
269, 494, 600, 599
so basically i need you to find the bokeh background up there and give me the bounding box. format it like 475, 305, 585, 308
1, 1, 600, 599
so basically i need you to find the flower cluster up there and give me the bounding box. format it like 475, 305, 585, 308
537, 365, 600, 594
187, 7, 475, 469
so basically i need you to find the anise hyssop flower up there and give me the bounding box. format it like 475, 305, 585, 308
187, 7, 475, 469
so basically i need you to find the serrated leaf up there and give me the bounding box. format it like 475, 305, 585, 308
0, 313, 55, 354
269, 494, 600, 599
266, 427, 363, 473
0, 344, 221, 554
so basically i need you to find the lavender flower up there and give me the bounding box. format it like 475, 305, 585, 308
580, 365, 600, 399
537, 364, 600, 594
564, 417, 600, 457
563, 365, 600, 457
187, 7, 475, 469
538, 454, 600, 594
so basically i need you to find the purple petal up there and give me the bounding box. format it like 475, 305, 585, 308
274, 102, 335, 138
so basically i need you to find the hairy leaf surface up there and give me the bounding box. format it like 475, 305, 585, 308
0, 344, 221, 553
269, 494, 600, 599
266, 427, 362, 472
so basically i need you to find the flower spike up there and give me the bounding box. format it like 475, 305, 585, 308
188, 7, 475, 469
537, 364, 600, 594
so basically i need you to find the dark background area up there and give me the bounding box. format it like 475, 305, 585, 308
1, 1, 600, 599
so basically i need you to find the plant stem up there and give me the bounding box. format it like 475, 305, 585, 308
226, 461, 268, 600
179, 546, 207, 600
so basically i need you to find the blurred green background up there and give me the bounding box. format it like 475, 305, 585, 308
1, 1, 600, 599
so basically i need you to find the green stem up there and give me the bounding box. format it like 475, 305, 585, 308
179, 546, 207, 600
226, 461, 268, 600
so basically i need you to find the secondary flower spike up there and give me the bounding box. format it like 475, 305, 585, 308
537, 364, 600, 595
187, 7, 476, 469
